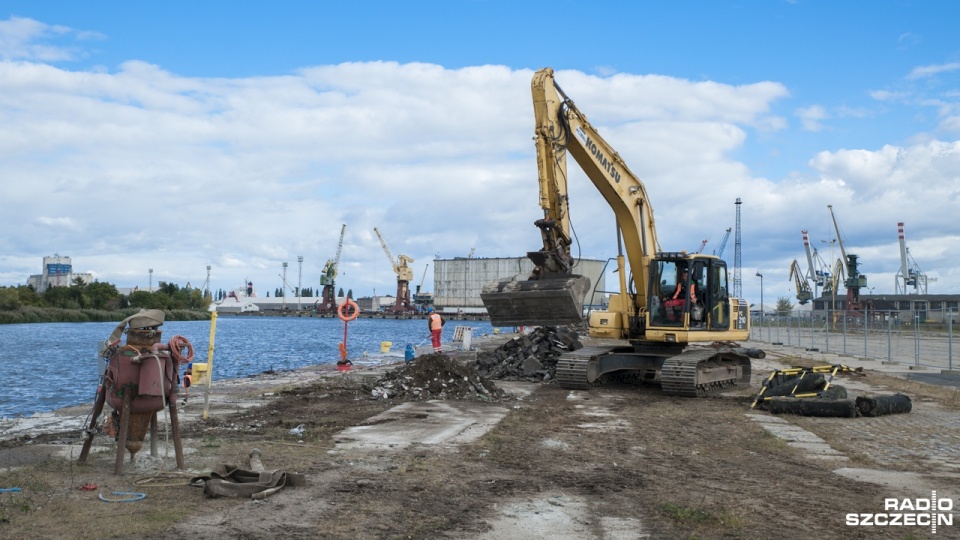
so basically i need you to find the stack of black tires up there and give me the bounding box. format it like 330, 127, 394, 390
758, 372, 911, 418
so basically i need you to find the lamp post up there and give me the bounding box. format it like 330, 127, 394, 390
755, 271, 764, 341
282, 262, 288, 311
149, 268, 153, 292
297, 255, 303, 311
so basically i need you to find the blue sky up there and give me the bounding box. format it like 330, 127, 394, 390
1, 1, 959, 305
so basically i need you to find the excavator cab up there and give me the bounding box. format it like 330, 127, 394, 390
649, 254, 731, 332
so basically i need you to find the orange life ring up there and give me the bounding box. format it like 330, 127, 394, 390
337, 299, 359, 322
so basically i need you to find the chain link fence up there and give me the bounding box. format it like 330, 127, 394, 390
750, 308, 957, 371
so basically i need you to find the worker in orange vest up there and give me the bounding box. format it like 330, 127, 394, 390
427, 306, 445, 353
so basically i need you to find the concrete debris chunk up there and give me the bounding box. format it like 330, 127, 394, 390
366, 353, 506, 402
473, 326, 582, 382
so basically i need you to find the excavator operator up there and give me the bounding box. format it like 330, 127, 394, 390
664, 269, 696, 321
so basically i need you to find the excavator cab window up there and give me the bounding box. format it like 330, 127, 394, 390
690, 261, 707, 327
649, 260, 692, 328
707, 261, 730, 330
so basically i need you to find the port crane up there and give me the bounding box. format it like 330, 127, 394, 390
316, 224, 346, 314
827, 205, 867, 313
413, 264, 433, 308
800, 230, 828, 298
789, 260, 813, 304
713, 227, 732, 259
695, 239, 708, 254
895, 222, 933, 294
374, 227, 416, 314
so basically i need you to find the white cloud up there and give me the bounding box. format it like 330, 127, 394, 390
906, 62, 960, 80
0, 44, 958, 302
796, 104, 829, 132
0, 16, 101, 62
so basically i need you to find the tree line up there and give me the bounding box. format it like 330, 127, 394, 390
0, 278, 210, 312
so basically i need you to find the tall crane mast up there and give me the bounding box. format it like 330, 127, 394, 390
827, 205, 867, 312
695, 239, 708, 254
373, 227, 416, 313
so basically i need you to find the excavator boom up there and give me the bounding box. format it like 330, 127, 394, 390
482, 67, 659, 327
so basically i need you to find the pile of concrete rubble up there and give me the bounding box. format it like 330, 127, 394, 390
473, 326, 582, 382
366, 353, 506, 401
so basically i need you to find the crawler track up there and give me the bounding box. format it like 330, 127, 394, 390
556, 346, 751, 396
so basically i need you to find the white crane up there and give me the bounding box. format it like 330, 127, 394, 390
896, 222, 933, 294
800, 230, 828, 298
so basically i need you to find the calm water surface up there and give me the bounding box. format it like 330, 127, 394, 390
0, 316, 494, 418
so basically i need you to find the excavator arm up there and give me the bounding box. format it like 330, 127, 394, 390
482, 67, 660, 326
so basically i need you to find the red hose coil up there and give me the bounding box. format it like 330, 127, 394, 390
168, 335, 195, 364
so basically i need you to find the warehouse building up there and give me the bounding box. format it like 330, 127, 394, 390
430, 256, 608, 313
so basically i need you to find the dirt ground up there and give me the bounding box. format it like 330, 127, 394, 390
2, 334, 959, 539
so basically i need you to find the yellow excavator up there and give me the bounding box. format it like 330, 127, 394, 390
481, 67, 763, 396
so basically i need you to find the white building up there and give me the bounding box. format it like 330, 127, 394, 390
26, 255, 93, 293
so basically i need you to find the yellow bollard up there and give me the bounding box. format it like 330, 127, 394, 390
191, 362, 209, 385
202, 309, 218, 420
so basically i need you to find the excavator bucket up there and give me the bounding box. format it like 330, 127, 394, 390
481, 275, 591, 327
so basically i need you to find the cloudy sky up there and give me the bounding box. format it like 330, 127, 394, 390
1, 1, 958, 306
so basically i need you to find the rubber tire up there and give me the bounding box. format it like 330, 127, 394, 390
764, 373, 826, 397
856, 394, 912, 417
768, 397, 858, 417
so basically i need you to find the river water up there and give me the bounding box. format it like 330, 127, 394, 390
0, 316, 494, 419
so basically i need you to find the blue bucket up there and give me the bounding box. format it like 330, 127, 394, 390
404, 344, 415, 363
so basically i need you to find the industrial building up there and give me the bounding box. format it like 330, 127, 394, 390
430, 256, 608, 313
214, 256, 608, 317
26, 255, 93, 293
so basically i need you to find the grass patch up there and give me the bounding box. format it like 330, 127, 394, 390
661, 502, 714, 523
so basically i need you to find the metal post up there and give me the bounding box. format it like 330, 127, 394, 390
825, 307, 830, 352
297, 255, 303, 311
863, 307, 868, 358
756, 272, 763, 342
887, 315, 892, 362
949, 308, 954, 371
282, 262, 288, 311
787, 315, 792, 346
841, 307, 846, 354
914, 312, 920, 367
